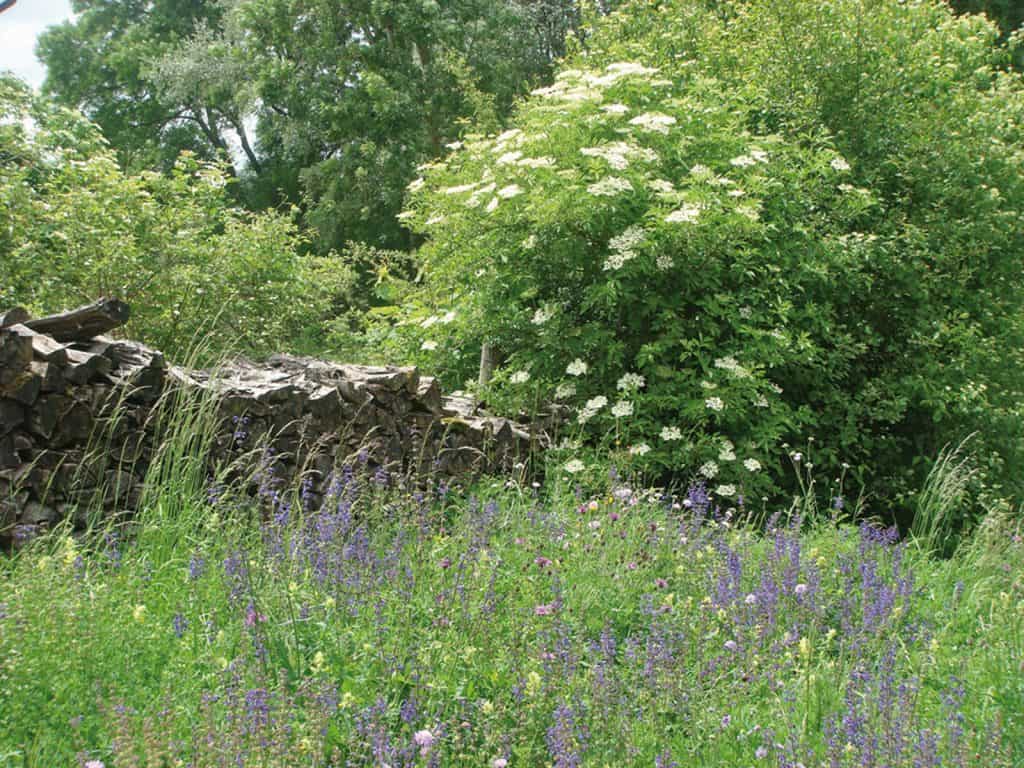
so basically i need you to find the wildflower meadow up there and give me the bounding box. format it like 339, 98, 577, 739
1, 431, 1022, 766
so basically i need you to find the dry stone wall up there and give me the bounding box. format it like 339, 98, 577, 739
1, 303, 550, 546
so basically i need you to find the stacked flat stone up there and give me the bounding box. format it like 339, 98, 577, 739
1, 301, 548, 547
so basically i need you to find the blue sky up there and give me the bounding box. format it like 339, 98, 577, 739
0, 0, 74, 89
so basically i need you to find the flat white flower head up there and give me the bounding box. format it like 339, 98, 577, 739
509, 370, 531, 384
665, 203, 704, 224
699, 461, 719, 478
564, 459, 586, 474
830, 156, 851, 172
611, 400, 634, 418
705, 396, 725, 412
660, 426, 683, 441
617, 373, 646, 391
715, 484, 737, 497
743, 458, 762, 472
629, 443, 651, 456
566, 359, 589, 377
421, 340, 438, 351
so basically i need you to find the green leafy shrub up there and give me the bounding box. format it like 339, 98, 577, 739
393, 0, 1024, 519
0, 76, 337, 359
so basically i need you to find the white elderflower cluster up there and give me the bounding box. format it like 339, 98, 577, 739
647, 179, 676, 195
617, 372, 646, 391
564, 459, 586, 473
698, 461, 719, 478
718, 440, 736, 461
628, 112, 677, 134
466, 182, 497, 208
705, 396, 725, 412
660, 426, 683, 441
629, 443, 651, 456
611, 400, 634, 418
532, 305, 555, 325
753, 393, 769, 408
577, 395, 608, 424
496, 150, 522, 165
407, 177, 425, 193
554, 382, 576, 400
442, 182, 479, 195
656, 253, 674, 271
665, 203, 705, 224
604, 225, 647, 270
566, 359, 588, 377
714, 356, 751, 379
729, 155, 757, 168
587, 176, 634, 197
743, 458, 762, 472
498, 184, 523, 199
600, 103, 630, 115
830, 156, 851, 172
580, 141, 658, 171
509, 370, 531, 384
715, 484, 736, 497
421, 340, 438, 351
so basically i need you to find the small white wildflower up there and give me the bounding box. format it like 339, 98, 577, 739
628, 112, 677, 134
420, 315, 439, 328
830, 156, 851, 172
566, 359, 589, 377
485, 197, 499, 213
665, 203, 704, 224
532, 306, 555, 325
425, 215, 446, 226
730, 155, 757, 168
600, 103, 630, 115
715, 484, 736, 497
522, 234, 538, 250
617, 373, 646, 391
705, 396, 725, 412
509, 370, 531, 384
587, 176, 634, 196
743, 458, 762, 472
698, 461, 719, 479
440, 311, 456, 324
564, 459, 586, 474
739, 306, 753, 319
719, 445, 736, 462
647, 178, 675, 194
656, 253, 674, 270
689, 163, 712, 177
498, 184, 523, 199
727, 188, 746, 198
660, 426, 683, 441
753, 394, 769, 408
396, 210, 416, 222
611, 400, 634, 418
585, 396, 608, 411
420, 340, 438, 351
497, 150, 523, 165
604, 62, 660, 77
445, 141, 464, 150
736, 204, 760, 222
407, 177, 425, 193
629, 443, 651, 456
749, 149, 770, 163
554, 382, 576, 400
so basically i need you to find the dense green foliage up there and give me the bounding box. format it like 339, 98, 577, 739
0, 76, 341, 357
37, 0, 594, 251
395, 0, 1024, 519
0, 440, 1021, 765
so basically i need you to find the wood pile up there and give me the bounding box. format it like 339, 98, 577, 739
1, 300, 550, 546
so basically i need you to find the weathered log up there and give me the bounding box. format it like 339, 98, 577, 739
24, 298, 130, 342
